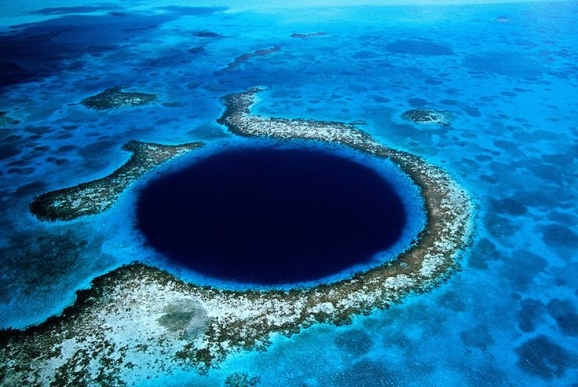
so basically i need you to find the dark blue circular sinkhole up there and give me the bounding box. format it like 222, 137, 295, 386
136, 145, 408, 285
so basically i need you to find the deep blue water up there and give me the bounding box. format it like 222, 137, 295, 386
136, 143, 408, 286
0, 1, 577, 386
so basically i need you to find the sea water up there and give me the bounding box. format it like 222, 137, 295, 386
0, 1, 576, 386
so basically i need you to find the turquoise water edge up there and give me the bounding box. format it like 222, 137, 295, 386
0, 1, 577, 386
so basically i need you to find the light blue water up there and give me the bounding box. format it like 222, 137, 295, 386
0, 1, 577, 386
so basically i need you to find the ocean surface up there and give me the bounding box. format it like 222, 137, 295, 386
1, 1, 577, 386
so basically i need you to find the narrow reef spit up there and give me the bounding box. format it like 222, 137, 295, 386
3, 87, 474, 385
30, 141, 204, 221
223, 46, 281, 71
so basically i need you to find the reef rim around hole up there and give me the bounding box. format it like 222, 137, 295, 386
3, 87, 474, 383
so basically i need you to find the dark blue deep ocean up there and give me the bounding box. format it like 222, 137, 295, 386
1, 1, 577, 386
136, 144, 409, 285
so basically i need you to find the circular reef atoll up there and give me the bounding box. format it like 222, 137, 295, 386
0, 87, 474, 385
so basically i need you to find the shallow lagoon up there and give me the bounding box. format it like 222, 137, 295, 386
0, 0, 577, 385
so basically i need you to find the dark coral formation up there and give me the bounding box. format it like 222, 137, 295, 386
30, 141, 204, 221
225, 372, 261, 387
290, 32, 327, 39
515, 335, 575, 379
385, 39, 453, 56
224, 46, 281, 71
0, 111, 20, 126
0, 61, 31, 89
186, 46, 205, 54
0, 230, 109, 308
547, 299, 578, 337
402, 109, 452, 126
194, 31, 221, 38
81, 87, 158, 110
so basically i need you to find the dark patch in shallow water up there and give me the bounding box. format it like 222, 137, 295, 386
483, 212, 517, 239
136, 146, 407, 285
334, 329, 373, 356
0, 144, 21, 160
503, 250, 547, 291
193, 31, 221, 38
407, 98, 429, 107
0, 61, 32, 88
489, 197, 528, 216
517, 299, 545, 333
29, 6, 122, 15
0, 8, 224, 89
541, 223, 578, 249
463, 51, 543, 79
385, 39, 453, 56
329, 359, 397, 386
0, 231, 109, 308
515, 335, 576, 379
547, 299, 578, 337
460, 324, 495, 350
14, 182, 47, 198
467, 238, 501, 270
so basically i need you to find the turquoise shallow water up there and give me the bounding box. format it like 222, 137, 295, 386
0, 1, 577, 386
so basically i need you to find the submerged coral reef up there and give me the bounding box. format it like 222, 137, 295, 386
80, 87, 158, 110
223, 47, 281, 71
402, 108, 453, 126
0, 111, 20, 126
